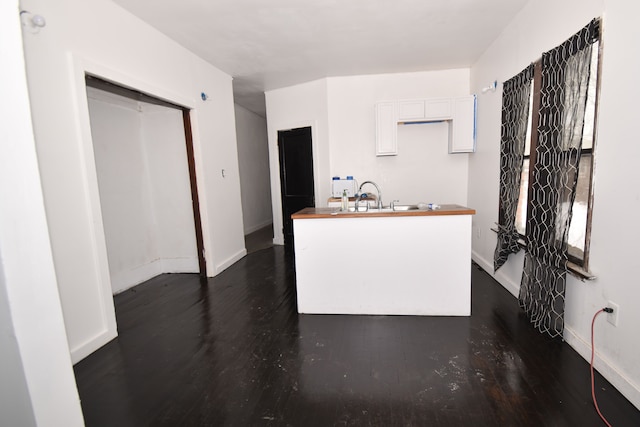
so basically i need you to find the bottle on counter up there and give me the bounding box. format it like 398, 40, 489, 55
341, 189, 349, 211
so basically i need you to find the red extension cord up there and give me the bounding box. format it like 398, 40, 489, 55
591, 308, 613, 427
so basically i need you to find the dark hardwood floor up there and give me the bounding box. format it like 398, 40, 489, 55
74, 246, 640, 426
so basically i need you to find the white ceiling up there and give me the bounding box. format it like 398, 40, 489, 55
112, 0, 528, 117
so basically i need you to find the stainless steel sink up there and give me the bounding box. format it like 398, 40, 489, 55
339, 205, 421, 214
391, 204, 419, 211
343, 207, 391, 213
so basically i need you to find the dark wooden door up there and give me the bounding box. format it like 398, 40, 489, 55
278, 127, 314, 247
182, 110, 207, 279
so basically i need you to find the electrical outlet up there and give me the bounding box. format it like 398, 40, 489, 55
607, 301, 620, 327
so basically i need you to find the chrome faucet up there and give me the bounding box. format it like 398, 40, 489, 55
357, 181, 383, 209
353, 193, 366, 211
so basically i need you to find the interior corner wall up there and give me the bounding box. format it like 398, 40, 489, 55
20, 0, 245, 362
469, 0, 640, 409
234, 104, 273, 235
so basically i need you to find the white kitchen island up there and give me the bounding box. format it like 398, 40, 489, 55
292, 205, 475, 316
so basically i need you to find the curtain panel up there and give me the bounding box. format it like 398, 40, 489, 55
494, 64, 534, 271
519, 18, 600, 338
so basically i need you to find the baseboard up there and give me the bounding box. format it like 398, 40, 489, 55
471, 250, 492, 275
70, 326, 117, 364
161, 257, 199, 273
244, 220, 273, 235
472, 250, 519, 297
564, 325, 640, 410
111, 259, 165, 295
213, 248, 247, 275
471, 249, 640, 410
111, 257, 200, 295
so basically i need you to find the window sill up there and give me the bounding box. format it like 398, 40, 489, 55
566, 261, 596, 281
491, 226, 596, 281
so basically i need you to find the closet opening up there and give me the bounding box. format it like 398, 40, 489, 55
85, 76, 206, 297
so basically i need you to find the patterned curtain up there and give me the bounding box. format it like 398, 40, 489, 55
519, 19, 600, 338
494, 64, 534, 271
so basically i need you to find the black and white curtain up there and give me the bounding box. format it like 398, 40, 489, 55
519, 18, 600, 338
494, 64, 534, 271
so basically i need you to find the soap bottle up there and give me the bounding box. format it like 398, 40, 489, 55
341, 189, 349, 211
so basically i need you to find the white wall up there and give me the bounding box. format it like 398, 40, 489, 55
469, 0, 640, 409
0, 0, 84, 424
327, 71, 470, 205
0, 276, 35, 427
21, 0, 246, 362
265, 71, 470, 244
235, 104, 273, 234
88, 90, 198, 294
143, 108, 200, 272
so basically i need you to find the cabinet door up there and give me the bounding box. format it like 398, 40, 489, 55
425, 98, 453, 120
449, 95, 476, 153
397, 100, 425, 121
375, 102, 398, 156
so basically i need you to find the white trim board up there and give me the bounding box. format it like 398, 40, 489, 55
214, 248, 247, 275
111, 258, 200, 295
244, 219, 274, 235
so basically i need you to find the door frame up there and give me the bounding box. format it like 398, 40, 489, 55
68, 56, 207, 362
270, 121, 321, 246
277, 126, 315, 247
182, 110, 207, 278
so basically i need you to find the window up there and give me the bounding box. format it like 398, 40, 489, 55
515, 39, 601, 270
494, 18, 601, 337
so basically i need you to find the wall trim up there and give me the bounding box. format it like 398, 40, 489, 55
68, 54, 208, 362
214, 248, 247, 275
162, 257, 200, 273
472, 250, 519, 297
111, 259, 163, 295
564, 325, 640, 410
471, 250, 640, 410
69, 54, 120, 362
111, 257, 200, 295
244, 219, 273, 235
69, 327, 117, 364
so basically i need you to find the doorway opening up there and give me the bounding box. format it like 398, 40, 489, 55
85, 76, 207, 295
278, 126, 315, 248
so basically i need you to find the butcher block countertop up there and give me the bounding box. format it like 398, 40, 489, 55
291, 204, 475, 219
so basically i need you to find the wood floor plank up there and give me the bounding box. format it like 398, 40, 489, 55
74, 248, 640, 426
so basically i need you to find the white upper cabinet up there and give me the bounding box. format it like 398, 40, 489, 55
397, 100, 425, 121
448, 96, 476, 153
425, 98, 453, 120
375, 101, 398, 156
376, 95, 476, 156
397, 98, 452, 121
